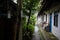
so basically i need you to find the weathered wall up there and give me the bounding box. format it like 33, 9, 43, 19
44, 15, 46, 22
47, 14, 50, 24
52, 12, 60, 40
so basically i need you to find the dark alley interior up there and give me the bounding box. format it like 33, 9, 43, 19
0, 0, 60, 40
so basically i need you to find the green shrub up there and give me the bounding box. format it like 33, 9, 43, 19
22, 15, 36, 40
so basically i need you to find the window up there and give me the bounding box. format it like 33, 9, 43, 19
54, 11, 58, 27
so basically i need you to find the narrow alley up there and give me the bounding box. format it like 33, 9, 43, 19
32, 25, 40, 40
0, 0, 60, 40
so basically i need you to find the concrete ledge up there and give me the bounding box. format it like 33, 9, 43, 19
39, 26, 58, 40
44, 30, 58, 40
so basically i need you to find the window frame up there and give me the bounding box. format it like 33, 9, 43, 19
54, 11, 58, 27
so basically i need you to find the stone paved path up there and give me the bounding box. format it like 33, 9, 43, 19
32, 25, 41, 40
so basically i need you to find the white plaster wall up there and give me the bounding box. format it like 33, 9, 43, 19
37, 17, 42, 24
44, 15, 46, 22
41, 15, 44, 22
37, 16, 42, 24
37, 16, 43, 27
52, 13, 60, 40
47, 14, 50, 24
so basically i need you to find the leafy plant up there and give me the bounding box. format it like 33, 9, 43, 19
22, 15, 36, 40
22, 0, 43, 40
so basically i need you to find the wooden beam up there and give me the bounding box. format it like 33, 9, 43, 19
16, 0, 22, 40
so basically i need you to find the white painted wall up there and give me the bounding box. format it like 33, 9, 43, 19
37, 16, 42, 24
44, 15, 46, 22
52, 12, 60, 40
47, 14, 50, 24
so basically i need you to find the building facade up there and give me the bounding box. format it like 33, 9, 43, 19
38, 0, 60, 40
